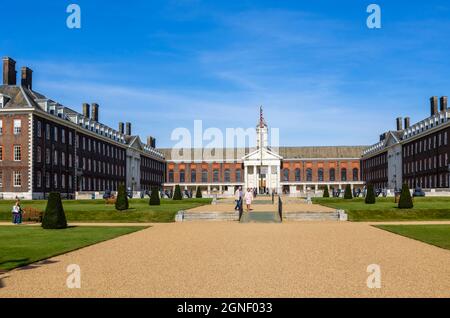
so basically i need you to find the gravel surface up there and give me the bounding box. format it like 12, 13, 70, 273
1, 221, 450, 298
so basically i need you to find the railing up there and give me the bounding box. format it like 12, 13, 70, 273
238, 199, 244, 221
278, 196, 283, 222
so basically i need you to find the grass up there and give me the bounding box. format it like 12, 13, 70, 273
0, 198, 212, 223
0, 225, 147, 271
375, 224, 450, 250
313, 197, 450, 221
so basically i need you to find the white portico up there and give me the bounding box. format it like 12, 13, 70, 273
242, 107, 282, 194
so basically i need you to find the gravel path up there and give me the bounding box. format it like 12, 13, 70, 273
1, 221, 450, 297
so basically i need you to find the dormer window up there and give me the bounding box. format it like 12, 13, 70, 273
0, 94, 11, 108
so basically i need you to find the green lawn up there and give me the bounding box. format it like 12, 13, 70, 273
0, 198, 212, 223
0, 226, 147, 271
313, 197, 450, 221
375, 224, 450, 250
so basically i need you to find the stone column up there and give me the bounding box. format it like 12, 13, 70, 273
254, 165, 258, 193
267, 165, 271, 193
244, 165, 248, 189
276, 165, 280, 194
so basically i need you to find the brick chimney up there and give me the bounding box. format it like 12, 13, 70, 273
440, 96, 448, 112
396, 117, 403, 131
119, 122, 124, 134
82, 103, 90, 118
21, 67, 33, 90
404, 117, 411, 129
430, 96, 438, 116
91, 103, 99, 122
147, 136, 156, 148
2, 57, 17, 85
126, 122, 131, 135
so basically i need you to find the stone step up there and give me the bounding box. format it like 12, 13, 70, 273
283, 212, 339, 221
178, 211, 238, 221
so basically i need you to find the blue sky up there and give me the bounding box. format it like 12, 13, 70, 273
2, 0, 450, 147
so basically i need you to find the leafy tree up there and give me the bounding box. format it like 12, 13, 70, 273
398, 183, 413, 209
115, 184, 129, 211
173, 184, 183, 200
344, 184, 353, 199
42, 192, 67, 229
365, 184, 376, 204
323, 187, 330, 198
195, 187, 202, 198
149, 187, 160, 206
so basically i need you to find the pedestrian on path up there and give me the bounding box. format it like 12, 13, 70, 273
234, 186, 243, 211
244, 188, 253, 212
12, 200, 23, 224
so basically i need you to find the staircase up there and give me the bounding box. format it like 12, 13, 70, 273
239, 212, 281, 223
178, 211, 238, 222
283, 211, 340, 221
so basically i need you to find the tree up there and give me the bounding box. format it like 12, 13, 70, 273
398, 183, 413, 209
149, 187, 160, 206
365, 184, 376, 204
173, 184, 183, 200
323, 187, 330, 198
115, 184, 129, 211
195, 187, 202, 198
344, 184, 353, 199
42, 192, 67, 229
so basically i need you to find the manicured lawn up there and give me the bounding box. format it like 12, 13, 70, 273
313, 197, 450, 221
375, 224, 450, 250
0, 198, 212, 223
0, 226, 147, 271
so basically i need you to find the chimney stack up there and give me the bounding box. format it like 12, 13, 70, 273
430, 96, 438, 116
91, 103, 99, 122
404, 117, 411, 129
147, 136, 156, 148
119, 122, 124, 134
125, 122, 131, 135
21, 67, 33, 90
396, 117, 403, 131
2, 57, 17, 85
82, 103, 90, 118
440, 96, 448, 112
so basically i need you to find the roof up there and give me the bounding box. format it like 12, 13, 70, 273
158, 146, 367, 161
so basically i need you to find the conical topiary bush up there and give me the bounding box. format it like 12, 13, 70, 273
344, 184, 353, 199
323, 187, 330, 198
115, 184, 129, 211
42, 192, 67, 229
173, 184, 182, 200
365, 184, 376, 204
195, 187, 202, 198
149, 187, 160, 206
398, 183, 413, 209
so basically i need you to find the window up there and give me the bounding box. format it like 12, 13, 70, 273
54, 150, 58, 165
46, 124, 50, 140
180, 170, 185, 183
61, 174, 65, 189
0, 119, 3, 135
69, 175, 73, 189
54, 127, 58, 141
202, 169, 208, 183
36, 171, 42, 188
36, 121, 41, 137
0, 146, 3, 161
68, 154, 73, 168
69, 131, 73, 145
0, 171, 2, 187
46, 172, 50, 188
353, 168, 359, 181
329, 168, 335, 181
341, 168, 347, 181
318, 168, 324, 182
36, 146, 41, 163
306, 168, 313, 182
213, 169, 219, 182
14, 145, 21, 161
283, 169, 289, 181
295, 168, 301, 181
62, 152, 66, 166
191, 169, 196, 183
168, 170, 174, 183
61, 129, 65, 143
224, 169, 231, 182
236, 169, 241, 182
13, 119, 21, 134
54, 173, 58, 188
13, 171, 21, 187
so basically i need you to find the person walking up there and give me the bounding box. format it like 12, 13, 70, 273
234, 186, 243, 211
244, 188, 253, 212
12, 200, 22, 224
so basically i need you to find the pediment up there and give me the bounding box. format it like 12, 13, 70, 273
243, 147, 283, 161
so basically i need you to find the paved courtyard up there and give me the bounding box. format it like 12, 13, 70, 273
1, 221, 450, 297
